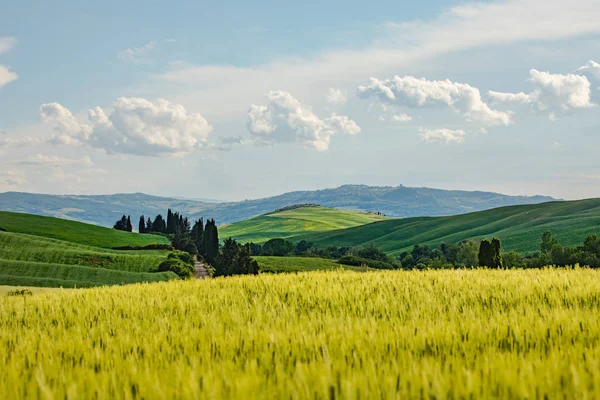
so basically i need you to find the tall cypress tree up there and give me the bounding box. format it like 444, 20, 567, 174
146, 217, 153, 233
139, 215, 146, 233
204, 219, 219, 265
192, 218, 204, 255
152, 215, 164, 233
478, 239, 492, 267
491, 237, 503, 269
167, 209, 174, 234
126, 216, 133, 232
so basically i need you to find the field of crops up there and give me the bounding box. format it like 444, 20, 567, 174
0, 232, 168, 272
220, 205, 386, 243
255, 256, 358, 273
0, 211, 169, 248
2, 268, 599, 398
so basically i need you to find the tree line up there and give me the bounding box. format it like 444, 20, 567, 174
247, 231, 600, 270
114, 209, 258, 277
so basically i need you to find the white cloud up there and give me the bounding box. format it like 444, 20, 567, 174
0, 169, 26, 188
357, 76, 512, 126
488, 68, 593, 119
41, 97, 213, 156
246, 90, 360, 151
0, 37, 16, 55
391, 113, 412, 122
419, 128, 466, 144
118, 40, 175, 64
155, 0, 600, 123
0, 136, 42, 148
325, 88, 348, 105
575, 60, 600, 81
18, 154, 93, 167
0, 37, 17, 88
0, 65, 17, 87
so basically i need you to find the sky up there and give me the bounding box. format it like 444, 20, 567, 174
1, 0, 600, 201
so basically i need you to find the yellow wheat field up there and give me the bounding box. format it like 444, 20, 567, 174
1, 268, 600, 399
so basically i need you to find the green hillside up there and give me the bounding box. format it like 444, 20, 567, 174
0, 259, 177, 288
0, 212, 176, 289
291, 199, 600, 255
0, 211, 169, 248
0, 232, 168, 272
255, 256, 365, 273
220, 205, 386, 243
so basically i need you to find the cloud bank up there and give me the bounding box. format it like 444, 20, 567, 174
41, 97, 212, 156
247, 91, 360, 151
357, 76, 512, 126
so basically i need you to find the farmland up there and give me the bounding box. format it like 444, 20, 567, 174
292, 198, 600, 255
0, 214, 176, 288
1, 269, 600, 398
0, 211, 169, 248
255, 256, 356, 273
220, 205, 386, 244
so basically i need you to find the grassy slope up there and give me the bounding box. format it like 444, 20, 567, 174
220, 205, 386, 243
0, 259, 177, 288
0, 231, 168, 272
291, 199, 600, 255
0, 211, 169, 248
255, 256, 358, 273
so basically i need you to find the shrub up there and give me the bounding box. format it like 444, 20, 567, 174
168, 251, 195, 266
157, 259, 194, 279
338, 255, 397, 270
112, 243, 174, 251
6, 289, 33, 296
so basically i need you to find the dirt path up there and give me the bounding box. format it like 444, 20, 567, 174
194, 257, 209, 279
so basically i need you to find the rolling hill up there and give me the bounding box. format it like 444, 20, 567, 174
290, 198, 600, 255
219, 205, 386, 243
0, 212, 177, 289
0, 211, 169, 248
0, 185, 556, 227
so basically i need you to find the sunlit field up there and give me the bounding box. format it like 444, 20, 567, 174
2, 269, 600, 399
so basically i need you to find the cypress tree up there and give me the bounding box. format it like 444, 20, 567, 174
139, 215, 146, 233
491, 237, 503, 268
167, 209, 174, 234
204, 219, 219, 265
152, 215, 164, 233
192, 219, 204, 255
478, 239, 492, 267
146, 217, 153, 233
126, 216, 133, 232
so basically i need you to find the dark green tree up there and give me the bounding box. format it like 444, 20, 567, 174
262, 238, 293, 256
138, 215, 146, 234
152, 215, 165, 233
490, 237, 503, 268
167, 209, 174, 234
541, 231, 558, 254
478, 239, 492, 267
146, 217, 153, 233
126, 216, 133, 232
192, 218, 204, 255
203, 219, 219, 265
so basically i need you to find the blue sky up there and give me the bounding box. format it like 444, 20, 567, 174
1, 0, 599, 201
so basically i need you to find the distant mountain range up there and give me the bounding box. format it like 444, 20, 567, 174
0, 185, 557, 228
